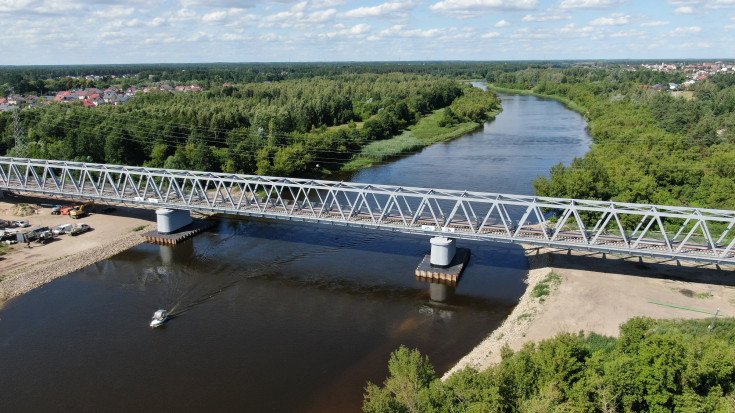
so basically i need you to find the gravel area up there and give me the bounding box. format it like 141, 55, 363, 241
0, 194, 155, 304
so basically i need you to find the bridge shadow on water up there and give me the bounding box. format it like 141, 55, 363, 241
525, 247, 735, 287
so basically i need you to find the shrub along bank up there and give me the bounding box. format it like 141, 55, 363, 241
363, 317, 735, 412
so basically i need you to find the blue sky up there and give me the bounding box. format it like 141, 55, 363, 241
1, 0, 734, 65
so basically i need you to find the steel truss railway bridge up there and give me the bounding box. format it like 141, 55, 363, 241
1, 157, 735, 266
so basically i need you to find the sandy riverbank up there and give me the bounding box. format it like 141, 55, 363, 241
0, 193, 156, 304
444, 246, 735, 378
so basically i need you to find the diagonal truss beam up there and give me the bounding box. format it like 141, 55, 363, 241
2, 157, 735, 265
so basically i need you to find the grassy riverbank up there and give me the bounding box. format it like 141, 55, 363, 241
341, 107, 499, 171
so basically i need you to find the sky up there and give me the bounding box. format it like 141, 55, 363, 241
1, 0, 734, 65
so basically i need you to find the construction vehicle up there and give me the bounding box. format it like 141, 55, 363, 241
60, 204, 76, 215
36, 230, 53, 244
70, 201, 95, 219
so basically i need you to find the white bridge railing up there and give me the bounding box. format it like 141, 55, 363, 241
1, 157, 734, 265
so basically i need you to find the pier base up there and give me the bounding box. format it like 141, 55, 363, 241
144, 218, 215, 245
415, 248, 470, 287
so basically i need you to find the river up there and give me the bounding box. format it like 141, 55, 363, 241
0, 91, 591, 412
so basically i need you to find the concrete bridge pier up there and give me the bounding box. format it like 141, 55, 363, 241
156, 208, 192, 234
430, 236, 456, 266
415, 237, 470, 301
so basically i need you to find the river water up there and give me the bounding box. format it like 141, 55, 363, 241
0, 92, 591, 412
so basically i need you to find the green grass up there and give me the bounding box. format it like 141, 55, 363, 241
517, 313, 535, 322
132, 225, 146, 232
341, 109, 489, 171
531, 271, 562, 303
579, 331, 617, 354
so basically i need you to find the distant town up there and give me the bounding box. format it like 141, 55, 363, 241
0, 83, 204, 112
1, 60, 734, 113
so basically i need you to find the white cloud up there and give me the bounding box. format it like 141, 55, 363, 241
179, 0, 259, 7
481, 31, 501, 38
91, 6, 135, 19
377, 25, 443, 38
674, 6, 694, 13
522, 13, 570, 22
203, 11, 228, 23
559, 0, 621, 9
340, 1, 415, 19
309, 0, 347, 8
671, 26, 702, 35
610, 29, 645, 37
320, 23, 371, 39
305, 8, 337, 23
100, 31, 126, 39
429, 0, 538, 18
0, 0, 36, 13
267, 2, 307, 23
705, 0, 735, 9
640, 20, 670, 27
589, 12, 630, 25
495, 19, 511, 27
149, 17, 166, 27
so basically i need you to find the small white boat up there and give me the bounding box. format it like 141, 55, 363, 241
150, 309, 168, 327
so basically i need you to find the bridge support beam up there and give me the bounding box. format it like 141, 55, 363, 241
156, 208, 192, 234
430, 236, 456, 267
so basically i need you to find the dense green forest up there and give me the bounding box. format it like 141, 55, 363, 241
363, 317, 735, 412
487, 67, 735, 210
0, 61, 582, 95
0, 73, 499, 177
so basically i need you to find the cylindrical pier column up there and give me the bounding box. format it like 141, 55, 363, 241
156, 208, 192, 234
430, 236, 456, 267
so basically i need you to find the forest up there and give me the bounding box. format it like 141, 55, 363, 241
363, 317, 735, 412
487, 66, 735, 211
0, 73, 500, 177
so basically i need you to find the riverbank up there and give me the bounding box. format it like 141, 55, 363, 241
486, 85, 589, 115
443, 246, 735, 379
0, 194, 156, 304
341, 107, 499, 172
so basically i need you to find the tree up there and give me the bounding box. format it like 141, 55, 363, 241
363, 346, 436, 413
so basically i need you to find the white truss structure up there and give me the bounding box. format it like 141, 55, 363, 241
2, 157, 734, 265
